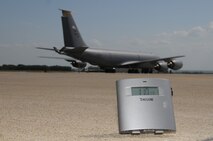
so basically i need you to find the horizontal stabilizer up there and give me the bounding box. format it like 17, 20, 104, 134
36, 47, 55, 51
38, 56, 76, 63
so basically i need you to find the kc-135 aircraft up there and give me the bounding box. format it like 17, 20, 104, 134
37, 9, 184, 73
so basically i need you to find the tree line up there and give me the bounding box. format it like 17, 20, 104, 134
0, 64, 72, 72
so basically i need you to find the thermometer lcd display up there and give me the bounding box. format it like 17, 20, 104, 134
131, 87, 159, 96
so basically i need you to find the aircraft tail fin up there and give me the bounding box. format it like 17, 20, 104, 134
61, 9, 87, 47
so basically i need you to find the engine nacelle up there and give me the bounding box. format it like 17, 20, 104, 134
71, 61, 87, 68
154, 61, 168, 72
167, 60, 183, 70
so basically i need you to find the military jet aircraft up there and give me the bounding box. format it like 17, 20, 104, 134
37, 9, 184, 73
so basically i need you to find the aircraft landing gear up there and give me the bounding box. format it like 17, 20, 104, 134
141, 69, 153, 73
104, 68, 116, 73
128, 69, 140, 73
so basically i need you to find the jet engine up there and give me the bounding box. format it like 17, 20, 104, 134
154, 61, 168, 72
71, 61, 87, 68
167, 59, 183, 70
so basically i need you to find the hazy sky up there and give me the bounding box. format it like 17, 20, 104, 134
1, 0, 213, 70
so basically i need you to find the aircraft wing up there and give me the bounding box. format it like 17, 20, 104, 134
120, 55, 185, 66
156, 55, 185, 62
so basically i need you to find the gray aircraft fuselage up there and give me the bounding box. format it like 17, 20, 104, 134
63, 47, 159, 69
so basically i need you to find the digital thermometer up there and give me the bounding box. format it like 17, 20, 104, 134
116, 78, 176, 134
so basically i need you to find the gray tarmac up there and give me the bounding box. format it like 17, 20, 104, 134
0, 72, 213, 141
